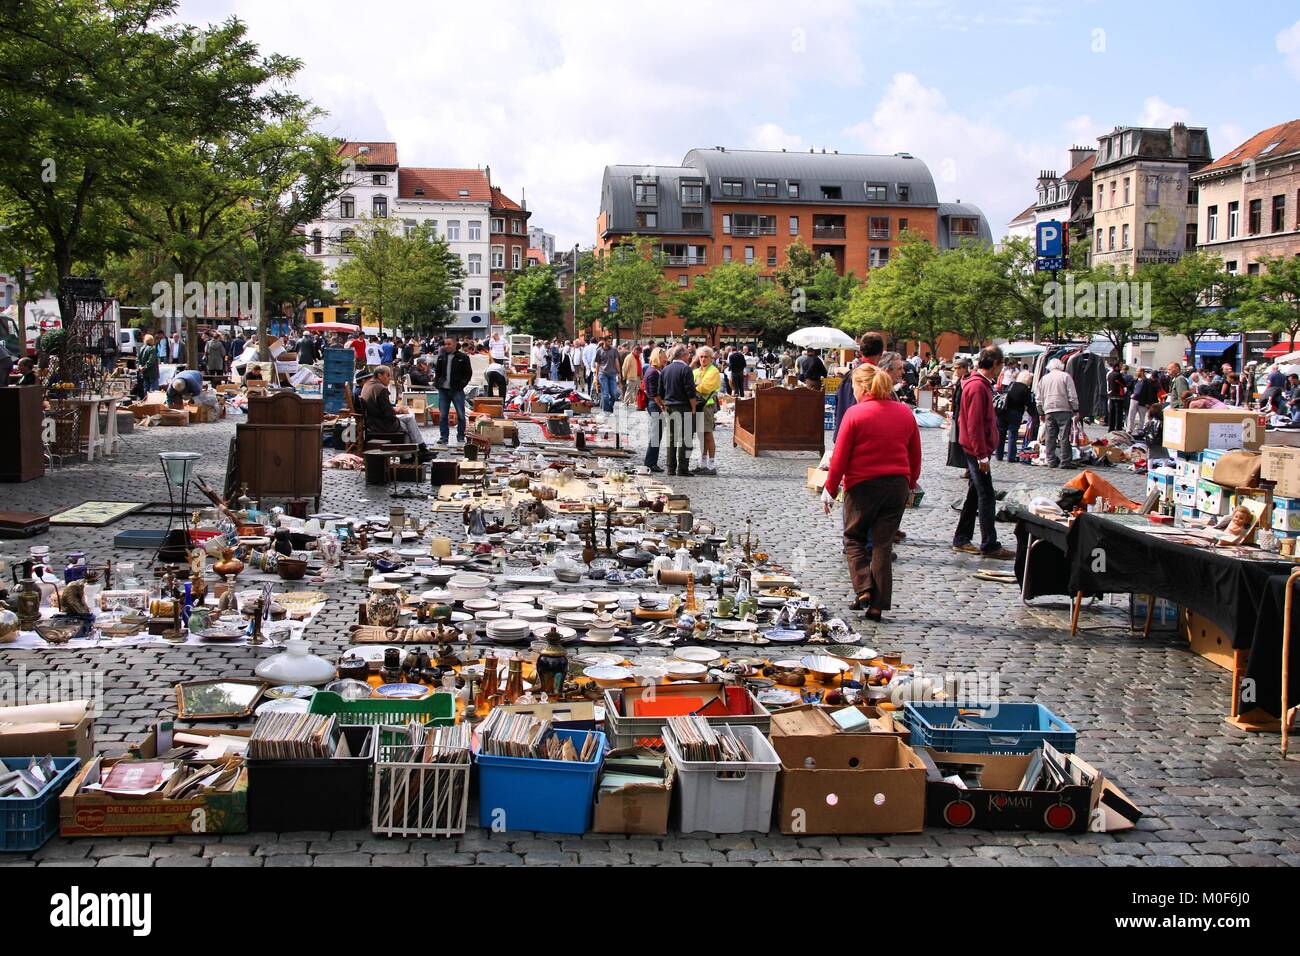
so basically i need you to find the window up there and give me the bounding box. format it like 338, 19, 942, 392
373, 195, 388, 217
371, 173, 387, 186
491, 245, 505, 269
1273, 195, 1287, 233
1122, 223, 1130, 248
682, 211, 704, 230
512, 247, 521, 270
678, 275, 689, 287
869, 247, 890, 268
1097, 185, 1104, 209
310, 229, 322, 255
721, 179, 744, 197
680, 181, 703, 205
1096, 228, 1103, 248
1248, 199, 1262, 235
787, 182, 800, 199
491, 217, 504, 233
338, 228, 354, 252
1227, 201, 1239, 238
1145, 175, 1160, 205
635, 211, 657, 228
722, 246, 732, 262
413, 187, 425, 197
451, 293, 461, 311
722, 214, 732, 234
766, 246, 777, 266
1185, 223, 1197, 250
821, 185, 843, 200
1144, 222, 1158, 248
467, 289, 482, 312
491, 282, 504, 303
1107, 226, 1115, 251
1207, 205, 1219, 241
1225, 261, 1238, 275
447, 220, 461, 240
339, 195, 355, 219
789, 216, 799, 236
428, 220, 438, 237
864, 184, 887, 202
869, 216, 890, 239
1109, 181, 1116, 207
634, 181, 658, 204
898, 183, 910, 203
744, 246, 755, 264
467, 220, 480, 240
1123, 177, 1130, 205
468, 253, 482, 275
949, 218, 978, 237
755, 179, 777, 198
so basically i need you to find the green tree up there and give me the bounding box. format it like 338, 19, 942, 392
0, 1, 299, 324
772, 238, 856, 330
926, 240, 1010, 349
499, 264, 565, 339
266, 252, 329, 326
334, 218, 464, 336
580, 236, 675, 339
1145, 252, 1246, 370
676, 262, 772, 346
1237, 256, 1300, 350
841, 232, 942, 354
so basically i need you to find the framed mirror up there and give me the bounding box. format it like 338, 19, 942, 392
175, 679, 267, 720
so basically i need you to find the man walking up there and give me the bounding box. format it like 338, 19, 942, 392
1038, 357, 1079, 468
1127, 367, 1156, 434
952, 346, 1014, 560
1105, 359, 1127, 431
658, 344, 697, 477
432, 337, 473, 445
726, 344, 747, 399
595, 336, 622, 412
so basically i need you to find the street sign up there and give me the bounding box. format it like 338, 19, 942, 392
608, 295, 618, 312
1130, 331, 1160, 343
1034, 220, 1067, 272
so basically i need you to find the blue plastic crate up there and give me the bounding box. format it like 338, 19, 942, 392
1, 757, 80, 852
901, 703, 1076, 754
476, 729, 604, 834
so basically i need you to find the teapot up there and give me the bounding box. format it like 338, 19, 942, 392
9, 563, 44, 630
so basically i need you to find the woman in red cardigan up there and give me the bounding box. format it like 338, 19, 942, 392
822, 364, 922, 621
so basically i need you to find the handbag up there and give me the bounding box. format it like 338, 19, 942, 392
635, 375, 648, 411
946, 382, 967, 469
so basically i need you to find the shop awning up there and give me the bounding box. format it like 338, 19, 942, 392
1262, 341, 1298, 359
1188, 340, 1238, 358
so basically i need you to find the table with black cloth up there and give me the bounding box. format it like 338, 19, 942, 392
1013, 509, 1298, 723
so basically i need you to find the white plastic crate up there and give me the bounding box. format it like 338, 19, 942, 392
371, 732, 471, 838
663, 724, 780, 834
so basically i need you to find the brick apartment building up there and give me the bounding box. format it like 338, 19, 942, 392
596, 147, 990, 340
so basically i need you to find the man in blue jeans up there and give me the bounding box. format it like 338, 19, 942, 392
595, 336, 621, 412
432, 336, 473, 445
952, 346, 1014, 560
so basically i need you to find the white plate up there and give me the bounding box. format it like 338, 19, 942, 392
666, 660, 709, 680
757, 688, 801, 707
581, 632, 624, 645
575, 653, 623, 668
583, 664, 631, 685
673, 646, 722, 665
255, 698, 311, 717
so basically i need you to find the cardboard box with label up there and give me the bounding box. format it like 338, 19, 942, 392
1199, 448, 1224, 480
591, 747, 674, 835
1161, 408, 1264, 453
1263, 445, 1300, 498
1145, 467, 1176, 500
1196, 478, 1230, 516
922, 748, 1139, 833
59, 727, 249, 838
1272, 496, 1300, 533
772, 732, 927, 835
0, 701, 95, 759
1172, 478, 1198, 507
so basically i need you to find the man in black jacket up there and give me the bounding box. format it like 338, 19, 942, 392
657, 344, 697, 477
432, 337, 473, 444
726, 347, 747, 398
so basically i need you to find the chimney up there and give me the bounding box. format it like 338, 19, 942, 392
1068, 144, 1096, 169
485, 164, 491, 188
1037, 170, 1056, 187
1170, 122, 1189, 159
521, 187, 527, 211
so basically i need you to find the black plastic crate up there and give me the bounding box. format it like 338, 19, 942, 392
247, 725, 376, 832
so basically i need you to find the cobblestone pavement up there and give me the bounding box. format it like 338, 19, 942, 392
3, 410, 1299, 868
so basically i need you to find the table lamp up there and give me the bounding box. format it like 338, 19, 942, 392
155, 451, 202, 564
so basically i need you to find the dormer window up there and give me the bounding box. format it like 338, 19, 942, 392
413, 187, 425, 197
897, 183, 910, 202
863, 184, 886, 202
458, 189, 470, 197
634, 180, 658, 205
721, 179, 744, 198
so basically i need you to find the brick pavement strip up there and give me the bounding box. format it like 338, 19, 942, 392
3, 415, 1298, 867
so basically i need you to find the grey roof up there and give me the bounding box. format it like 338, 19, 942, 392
936, 203, 993, 248
600, 165, 711, 236
682, 147, 939, 205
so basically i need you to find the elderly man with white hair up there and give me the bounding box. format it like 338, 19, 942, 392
1037, 357, 1079, 468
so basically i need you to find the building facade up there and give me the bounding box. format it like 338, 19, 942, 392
1090, 123, 1211, 272
1192, 118, 1300, 276
596, 147, 989, 338
302, 142, 530, 339
528, 226, 556, 263
1005, 146, 1096, 250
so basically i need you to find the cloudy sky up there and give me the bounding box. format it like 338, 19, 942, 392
179, 0, 1300, 249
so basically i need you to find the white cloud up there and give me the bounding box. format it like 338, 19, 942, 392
749, 123, 806, 152
1278, 19, 1300, 78
1138, 95, 1189, 128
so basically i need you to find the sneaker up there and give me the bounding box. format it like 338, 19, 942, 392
980, 547, 1015, 561
951, 543, 981, 555
697, 467, 717, 476
435, 438, 448, 445
678, 470, 695, 478
648, 465, 664, 473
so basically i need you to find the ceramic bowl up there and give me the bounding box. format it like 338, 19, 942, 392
800, 655, 848, 678
673, 646, 722, 665
666, 660, 709, 681
583, 664, 632, 687
628, 664, 668, 683
276, 557, 309, 581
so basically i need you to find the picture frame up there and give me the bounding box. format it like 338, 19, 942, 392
175, 679, 267, 721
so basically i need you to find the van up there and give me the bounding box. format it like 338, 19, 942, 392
119, 327, 144, 355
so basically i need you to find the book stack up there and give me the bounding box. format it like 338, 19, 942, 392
376, 722, 472, 834
665, 715, 752, 774
478, 709, 597, 762
248, 712, 343, 760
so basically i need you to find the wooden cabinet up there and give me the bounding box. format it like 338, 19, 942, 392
733, 385, 825, 457
234, 392, 324, 507
0, 386, 46, 482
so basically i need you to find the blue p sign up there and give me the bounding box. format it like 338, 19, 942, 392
1036, 221, 1063, 258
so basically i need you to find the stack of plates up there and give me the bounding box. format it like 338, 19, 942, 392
485, 618, 531, 644
510, 589, 555, 605
498, 602, 535, 616
666, 660, 709, 681
463, 597, 500, 613
475, 609, 509, 622
673, 647, 721, 665
530, 623, 577, 643
556, 610, 598, 630
503, 571, 555, 587
513, 607, 549, 623
543, 595, 587, 618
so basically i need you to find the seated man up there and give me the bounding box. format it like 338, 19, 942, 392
166, 368, 206, 408
359, 364, 433, 461
409, 355, 433, 388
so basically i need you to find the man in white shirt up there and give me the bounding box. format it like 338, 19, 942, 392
489, 332, 507, 361
582, 338, 598, 394
530, 341, 544, 370
364, 336, 383, 369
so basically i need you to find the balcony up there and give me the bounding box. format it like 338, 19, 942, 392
664, 255, 708, 266
812, 224, 846, 239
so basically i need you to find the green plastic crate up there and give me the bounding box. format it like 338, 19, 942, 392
309, 691, 455, 746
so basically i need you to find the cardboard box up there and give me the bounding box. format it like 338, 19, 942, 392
498, 700, 597, 731
806, 467, 829, 492
1173, 451, 1201, 482
1146, 467, 1175, 500
1173, 478, 1198, 507
474, 417, 518, 445
591, 747, 673, 835
0, 706, 95, 759
158, 408, 189, 427
1162, 408, 1264, 453
1262, 445, 1300, 498
59, 729, 248, 837
921, 749, 1137, 833
1272, 496, 1300, 533
772, 733, 927, 834
1176, 504, 1200, 523
1183, 611, 1235, 672
1265, 428, 1300, 448
1196, 479, 1230, 516
129, 402, 165, 420
1199, 448, 1225, 480
1129, 594, 1179, 633
770, 702, 908, 740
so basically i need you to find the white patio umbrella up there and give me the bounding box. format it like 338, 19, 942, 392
1001, 340, 1048, 358
787, 326, 858, 350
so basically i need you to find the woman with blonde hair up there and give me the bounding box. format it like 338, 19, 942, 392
641, 347, 668, 472
692, 345, 722, 476
996, 369, 1036, 464
138, 334, 160, 394
822, 363, 921, 621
